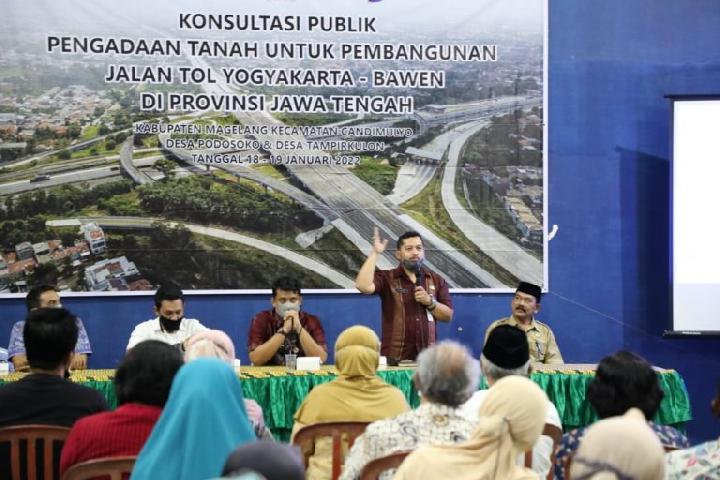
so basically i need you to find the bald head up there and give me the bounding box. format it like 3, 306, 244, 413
415, 340, 480, 407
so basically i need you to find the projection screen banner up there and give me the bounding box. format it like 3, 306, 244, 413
0, 0, 548, 294
672, 97, 720, 333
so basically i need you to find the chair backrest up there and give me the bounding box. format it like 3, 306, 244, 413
62, 456, 136, 480
524, 423, 563, 480
565, 452, 575, 480
359, 450, 412, 480
0, 424, 71, 480
292, 421, 369, 480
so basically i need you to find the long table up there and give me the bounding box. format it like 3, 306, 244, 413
0, 364, 692, 440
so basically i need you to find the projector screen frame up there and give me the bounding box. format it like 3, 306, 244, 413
666, 93, 720, 337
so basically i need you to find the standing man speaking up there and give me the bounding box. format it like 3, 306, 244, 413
355, 227, 453, 363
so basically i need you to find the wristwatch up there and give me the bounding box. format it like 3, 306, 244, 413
426, 299, 437, 311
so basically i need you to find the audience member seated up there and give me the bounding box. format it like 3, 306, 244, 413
184, 329, 272, 440
248, 276, 328, 366
458, 324, 561, 478
7, 284, 92, 372
554, 350, 690, 480
291, 325, 409, 480
570, 408, 665, 480
59, 340, 184, 477
340, 340, 479, 480
132, 358, 256, 480
126, 284, 208, 351
0, 307, 107, 427
666, 380, 720, 479
184, 329, 236, 363
393, 375, 548, 480
222, 441, 305, 480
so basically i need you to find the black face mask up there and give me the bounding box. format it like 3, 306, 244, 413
159, 315, 182, 332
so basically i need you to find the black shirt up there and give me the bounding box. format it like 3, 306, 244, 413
0, 373, 108, 427
0, 374, 107, 478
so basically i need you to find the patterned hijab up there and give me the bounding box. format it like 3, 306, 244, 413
132, 358, 255, 480
293, 326, 408, 424
570, 408, 665, 480
394, 375, 547, 480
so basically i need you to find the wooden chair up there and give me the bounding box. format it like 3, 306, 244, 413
62, 456, 136, 480
0, 424, 71, 480
359, 450, 412, 480
564, 451, 575, 480
292, 421, 369, 480
524, 423, 563, 480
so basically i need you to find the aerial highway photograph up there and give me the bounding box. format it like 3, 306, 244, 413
0, 0, 546, 293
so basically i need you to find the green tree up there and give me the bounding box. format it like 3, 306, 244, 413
61, 256, 73, 272
25, 138, 36, 154
29, 262, 60, 286
153, 159, 177, 181
67, 124, 81, 138
60, 230, 78, 248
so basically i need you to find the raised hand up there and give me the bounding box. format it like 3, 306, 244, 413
372, 226, 389, 254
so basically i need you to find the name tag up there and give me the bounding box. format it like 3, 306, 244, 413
296, 357, 321, 371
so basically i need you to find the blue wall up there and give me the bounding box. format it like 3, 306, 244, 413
2, 0, 720, 444
545, 0, 720, 444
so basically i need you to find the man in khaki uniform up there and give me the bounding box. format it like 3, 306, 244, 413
484, 282, 563, 364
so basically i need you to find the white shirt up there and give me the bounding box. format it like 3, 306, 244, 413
126, 317, 208, 350
458, 387, 562, 479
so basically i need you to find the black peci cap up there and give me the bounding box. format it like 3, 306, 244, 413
516, 281, 542, 303
483, 324, 530, 369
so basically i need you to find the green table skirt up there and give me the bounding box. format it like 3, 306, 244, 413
529, 369, 692, 430
0, 366, 691, 441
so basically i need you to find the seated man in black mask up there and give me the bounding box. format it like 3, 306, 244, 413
126, 284, 208, 351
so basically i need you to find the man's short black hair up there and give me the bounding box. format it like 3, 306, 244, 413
154, 284, 184, 308
25, 284, 58, 312
396, 231, 422, 250
272, 276, 301, 298
23, 308, 78, 370
587, 350, 664, 420
115, 340, 184, 407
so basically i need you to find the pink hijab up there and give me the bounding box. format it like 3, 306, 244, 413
184, 330, 235, 363
183, 330, 264, 427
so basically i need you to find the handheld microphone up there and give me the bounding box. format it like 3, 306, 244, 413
415, 264, 427, 349
415, 265, 424, 288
